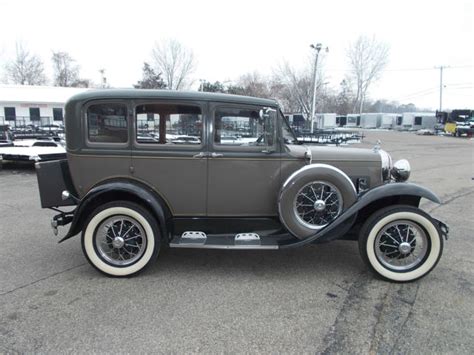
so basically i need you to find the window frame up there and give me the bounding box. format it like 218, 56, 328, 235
4, 107, 16, 121
211, 104, 278, 152
132, 99, 206, 151
84, 100, 130, 148
53, 107, 63, 121
29, 107, 41, 121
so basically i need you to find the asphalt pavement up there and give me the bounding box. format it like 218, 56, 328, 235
0, 130, 473, 353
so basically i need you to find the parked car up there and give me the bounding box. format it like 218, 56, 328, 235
454, 118, 474, 137
0, 125, 14, 147
35, 90, 448, 281
0, 139, 66, 162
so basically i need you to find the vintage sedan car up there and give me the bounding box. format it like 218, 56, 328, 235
35, 90, 448, 281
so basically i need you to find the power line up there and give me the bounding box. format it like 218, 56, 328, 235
324, 65, 473, 73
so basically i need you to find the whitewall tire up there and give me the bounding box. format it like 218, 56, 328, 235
81, 201, 160, 277
359, 205, 443, 282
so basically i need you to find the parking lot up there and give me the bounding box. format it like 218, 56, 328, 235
0, 130, 473, 353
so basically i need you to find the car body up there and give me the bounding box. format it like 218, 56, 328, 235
35, 90, 448, 281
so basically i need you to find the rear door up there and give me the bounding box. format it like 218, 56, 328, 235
131, 100, 208, 217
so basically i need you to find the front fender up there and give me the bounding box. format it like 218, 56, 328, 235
58, 180, 171, 243
280, 182, 441, 248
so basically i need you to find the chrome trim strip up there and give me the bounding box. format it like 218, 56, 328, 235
169, 243, 278, 250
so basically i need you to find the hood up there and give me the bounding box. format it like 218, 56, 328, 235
285, 144, 381, 163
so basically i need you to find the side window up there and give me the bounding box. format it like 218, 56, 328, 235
135, 104, 202, 145
87, 104, 128, 143
214, 107, 275, 146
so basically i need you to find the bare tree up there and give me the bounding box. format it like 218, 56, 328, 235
235, 72, 272, 98
151, 39, 196, 90
346, 35, 390, 113
51, 51, 79, 87
5, 42, 46, 85
273, 61, 326, 119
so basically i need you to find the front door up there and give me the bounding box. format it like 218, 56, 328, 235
207, 104, 281, 216
131, 100, 208, 217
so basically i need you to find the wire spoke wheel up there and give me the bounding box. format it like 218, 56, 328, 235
374, 220, 429, 271
293, 181, 343, 230
94, 215, 147, 267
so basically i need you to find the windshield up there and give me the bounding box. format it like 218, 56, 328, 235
280, 111, 299, 144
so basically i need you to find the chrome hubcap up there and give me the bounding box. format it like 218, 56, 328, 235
112, 236, 125, 249
398, 242, 412, 255
314, 200, 326, 212
375, 220, 429, 271
95, 215, 147, 266
294, 181, 343, 230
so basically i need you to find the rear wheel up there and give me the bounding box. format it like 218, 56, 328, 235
82, 201, 160, 277
359, 205, 443, 282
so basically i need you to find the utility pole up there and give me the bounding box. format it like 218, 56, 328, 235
435, 65, 449, 111
99, 68, 107, 88
310, 43, 328, 133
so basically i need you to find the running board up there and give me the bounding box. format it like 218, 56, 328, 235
170, 232, 280, 250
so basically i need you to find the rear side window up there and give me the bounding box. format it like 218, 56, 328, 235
87, 104, 128, 143
135, 104, 202, 145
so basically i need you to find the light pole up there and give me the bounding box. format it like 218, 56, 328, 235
310, 43, 328, 132
435, 65, 449, 112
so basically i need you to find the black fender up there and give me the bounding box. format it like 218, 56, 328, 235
58, 179, 171, 243
280, 182, 441, 249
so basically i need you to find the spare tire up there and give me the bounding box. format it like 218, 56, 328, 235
278, 164, 357, 239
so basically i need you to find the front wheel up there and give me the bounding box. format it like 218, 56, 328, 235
82, 201, 161, 277
359, 205, 443, 282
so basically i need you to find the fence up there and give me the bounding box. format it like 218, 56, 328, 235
293, 128, 363, 145
0, 116, 64, 139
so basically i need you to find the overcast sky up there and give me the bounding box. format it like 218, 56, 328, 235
0, 0, 472, 110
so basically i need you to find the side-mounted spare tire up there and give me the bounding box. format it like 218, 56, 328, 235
278, 164, 357, 239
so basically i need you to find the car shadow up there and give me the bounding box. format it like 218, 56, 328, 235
143, 241, 364, 281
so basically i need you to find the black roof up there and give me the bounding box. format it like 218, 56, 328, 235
67, 89, 278, 107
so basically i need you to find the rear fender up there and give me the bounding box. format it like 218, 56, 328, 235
58, 179, 171, 243
280, 182, 441, 248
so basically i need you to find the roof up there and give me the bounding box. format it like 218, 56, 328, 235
67, 89, 278, 107
0, 85, 89, 104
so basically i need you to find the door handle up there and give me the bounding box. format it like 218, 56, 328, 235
211, 152, 224, 158
193, 152, 206, 158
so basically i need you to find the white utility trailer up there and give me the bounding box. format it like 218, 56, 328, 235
397, 112, 436, 130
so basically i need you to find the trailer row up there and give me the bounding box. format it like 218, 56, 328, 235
286, 112, 437, 131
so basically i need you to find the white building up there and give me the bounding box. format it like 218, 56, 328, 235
0, 85, 89, 127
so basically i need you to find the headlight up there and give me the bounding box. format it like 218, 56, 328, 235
378, 150, 392, 182
391, 159, 411, 182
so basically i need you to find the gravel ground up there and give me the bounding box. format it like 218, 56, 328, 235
0, 130, 473, 353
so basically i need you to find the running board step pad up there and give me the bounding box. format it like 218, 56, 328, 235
170, 232, 279, 250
